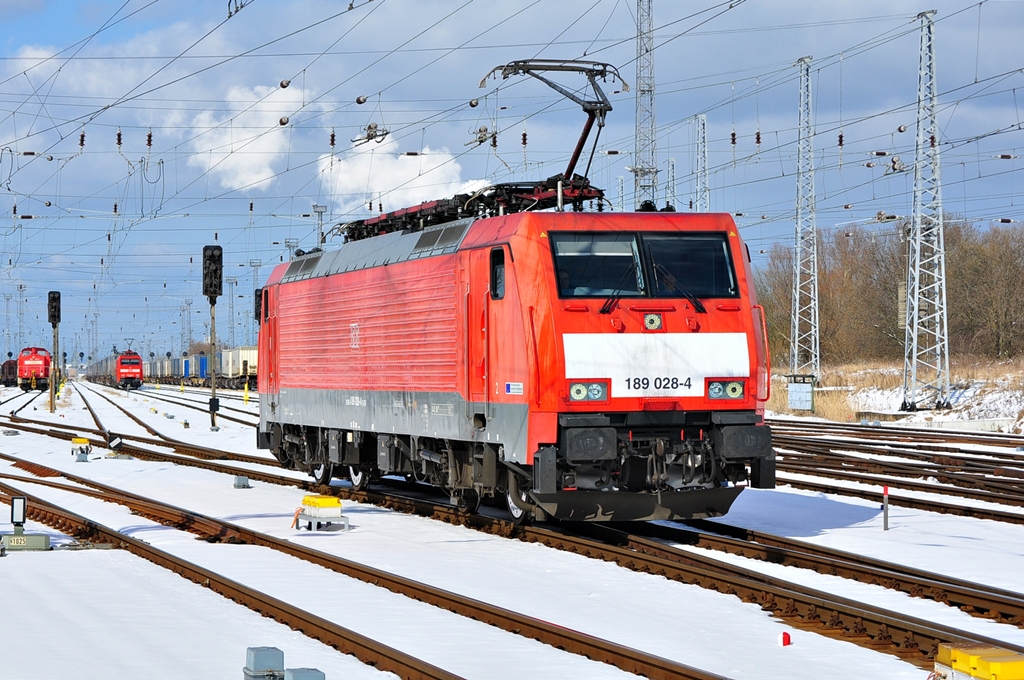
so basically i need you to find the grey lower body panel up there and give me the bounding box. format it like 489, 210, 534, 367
261, 387, 531, 462
531, 485, 744, 522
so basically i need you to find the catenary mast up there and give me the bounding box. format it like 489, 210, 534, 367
789, 56, 820, 380
633, 0, 658, 208
902, 10, 951, 410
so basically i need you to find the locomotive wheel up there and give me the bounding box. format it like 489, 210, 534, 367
506, 481, 532, 525
456, 489, 481, 514
312, 461, 334, 486
349, 466, 370, 492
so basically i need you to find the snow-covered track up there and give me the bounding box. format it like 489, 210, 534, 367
0, 478, 461, 680
626, 519, 1024, 629
0, 461, 725, 680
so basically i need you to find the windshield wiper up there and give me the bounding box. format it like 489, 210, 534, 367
599, 263, 638, 314
654, 263, 707, 313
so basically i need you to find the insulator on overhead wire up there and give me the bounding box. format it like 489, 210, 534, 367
249, 201, 254, 212
79, 131, 85, 149
147, 130, 153, 147
330, 129, 336, 147
930, 134, 937, 148
378, 202, 382, 213
838, 133, 844, 148
521, 131, 527, 147
491, 131, 497, 149
113, 202, 118, 214
755, 130, 761, 146
730, 130, 736, 146
116, 129, 122, 147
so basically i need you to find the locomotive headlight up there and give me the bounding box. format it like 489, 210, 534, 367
708, 381, 725, 399
725, 381, 744, 399
643, 313, 662, 330
568, 380, 609, 402
569, 383, 589, 401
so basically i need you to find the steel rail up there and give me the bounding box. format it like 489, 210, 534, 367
773, 433, 1024, 478
8, 402, 1024, 668
778, 448, 1024, 503
630, 519, 1024, 628
0, 463, 724, 680
776, 457, 1024, 511
96, 382, 259, 426
0, 480, 463, 680
775, 472, 1024, 524
774, 433, 1024, 478
768, 417, 1024, 449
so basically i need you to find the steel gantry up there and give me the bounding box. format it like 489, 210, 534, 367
695, 114, 709, 212
790, 56, 820, 380
902, 10, 951, 410
633, 0, 658, 208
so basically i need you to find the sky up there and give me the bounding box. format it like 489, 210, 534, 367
4, 381, 1024, 678
0, 0, 1022, 362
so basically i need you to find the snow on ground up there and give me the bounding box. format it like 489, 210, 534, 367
829, 377, 1024, 431
2, 381, 1023, 679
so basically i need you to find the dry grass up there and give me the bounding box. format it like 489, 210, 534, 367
767, 355, 1024, 421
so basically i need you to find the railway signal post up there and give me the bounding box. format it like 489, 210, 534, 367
203, 245, 222, 428
47, 291, 60, 414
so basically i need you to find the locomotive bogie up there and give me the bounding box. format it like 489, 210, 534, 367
259, 211, 773, 522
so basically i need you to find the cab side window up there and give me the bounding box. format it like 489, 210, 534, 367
490, 248, 505, 300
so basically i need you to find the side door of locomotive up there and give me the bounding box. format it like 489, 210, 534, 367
261, 285, 281, 397
463, 250, 490, 415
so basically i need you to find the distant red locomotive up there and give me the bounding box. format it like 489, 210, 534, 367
17, 347, 51, 391
1, 359, 17, 387
115, 351, 144, 389
258, 59, 773, 522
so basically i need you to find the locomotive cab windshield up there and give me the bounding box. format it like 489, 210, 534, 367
550, 231, 737, 301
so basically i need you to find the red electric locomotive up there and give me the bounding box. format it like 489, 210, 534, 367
257, 60, 773, 522
17, 347, 51, 391
115, 351, 144, 390
257, 205, 773, 522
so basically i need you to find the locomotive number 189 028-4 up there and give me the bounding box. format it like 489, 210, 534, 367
626, 376, 692, 390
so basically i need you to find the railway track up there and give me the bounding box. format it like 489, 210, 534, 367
768, 417, 1024, 449
133, 385, 260, 422
2, 429, 1020, 670
7, 386, 1024, 668
629, 519, 1024, 628
79, 380, 257, 428
0, 461, 722, 680
767, 418, 1024, 523
0, 480, 462, 680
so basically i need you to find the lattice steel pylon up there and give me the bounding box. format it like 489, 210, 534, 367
695, 114, 709, 212
790, 56, 820, 379
902, 10, 951, 411
180, 300, 192, 354
632, 0, 658, 208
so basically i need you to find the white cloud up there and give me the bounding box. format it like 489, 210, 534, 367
187, 84, 305, 192
318, 137, 486, 216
